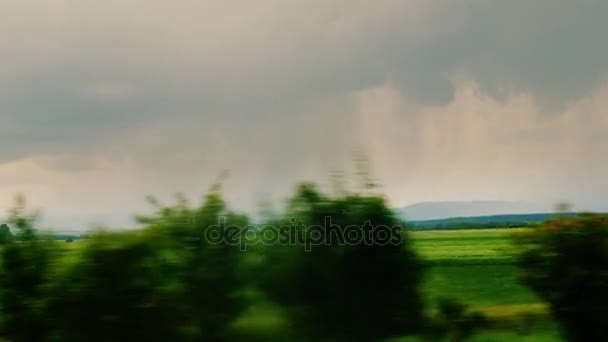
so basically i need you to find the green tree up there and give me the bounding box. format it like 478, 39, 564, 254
514, 214, 608, 341
47, 231, 184, 342
0, 223, 13, 244
0, 195, 58, 342
260, 183, 424, 342
137, 189, 249, 341
48, 188, 249, 341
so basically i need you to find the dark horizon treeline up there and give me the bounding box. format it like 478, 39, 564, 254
0, 183, 607, 341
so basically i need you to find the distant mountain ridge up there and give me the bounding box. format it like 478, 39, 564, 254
399, 200, 549, 221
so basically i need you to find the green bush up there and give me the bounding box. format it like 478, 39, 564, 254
515, 214, 608, 341
0, 191, 249, 342
423, 298, 487, 342
0, 182, 429, 342
0, 197, 58, 342
259, 183, 425, 342
0, 224, 13, 244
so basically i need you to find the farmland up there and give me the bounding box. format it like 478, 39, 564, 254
412, 228, 536, 306
410, 228, 561, 341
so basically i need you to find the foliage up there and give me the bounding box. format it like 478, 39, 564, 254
0, 190, 249, 341
408, 213, 577, 230
424, 298, 488, 342
0, 196, 59, 342
0, 224, 13, 244
0, 186, 579, 341
514, 214, 608, 341
259, 183, 425, 342
46, 232, 185, 342
135, 189, 249, 341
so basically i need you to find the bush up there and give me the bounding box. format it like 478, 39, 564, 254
0, 191, 249, 342
47, 232, 185, 342
0, 197, 59, 342
424, 298, 487, 342
514, 214, 608, 341
135, 190, 249, 341
0, 224, 13, 244
0, 183, 426, 342
259, 183, 425, 342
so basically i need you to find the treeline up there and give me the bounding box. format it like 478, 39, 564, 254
0, 185, 434, 342
0, 187, 607, 341
410, 222, 540, 230
408, 213, 580, 230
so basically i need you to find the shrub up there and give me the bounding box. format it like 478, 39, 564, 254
47, 232, 184, 342
422, 298, 487, 342
0, 224, 13, 244
514, 214, 608, 341
259, 183, 425, 342
0, 196, 58, 342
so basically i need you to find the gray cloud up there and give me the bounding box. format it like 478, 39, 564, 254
1, 0, 607, 227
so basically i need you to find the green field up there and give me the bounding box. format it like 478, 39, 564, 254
410, 228, 560, 341
412, 228, 528, 262
412, 228, 537, 307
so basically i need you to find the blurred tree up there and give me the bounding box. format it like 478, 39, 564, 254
47, 232, 183, 342
514, 214, 608, 341
260, 183, 424, 342
183, 192, 249, 341
47, 187, 249, 341
0, 223, 13, 244
0, 195, 57, 342
137, 188, 249, 341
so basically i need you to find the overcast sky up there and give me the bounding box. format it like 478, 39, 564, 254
1, 0, 608, 229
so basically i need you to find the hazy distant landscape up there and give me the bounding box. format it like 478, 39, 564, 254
400, 201, 550, 221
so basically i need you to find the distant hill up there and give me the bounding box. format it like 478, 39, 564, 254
399, 200, 549, 221
407, 212, 578, 230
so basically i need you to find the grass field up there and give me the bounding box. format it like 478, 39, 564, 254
412, 228, 537, 307
412, 228, 527, 262
410, 228, 561, 341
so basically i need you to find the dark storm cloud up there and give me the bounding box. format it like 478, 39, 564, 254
0, 0, 607, 227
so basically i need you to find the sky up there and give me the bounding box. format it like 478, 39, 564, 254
1, 0, 608, 229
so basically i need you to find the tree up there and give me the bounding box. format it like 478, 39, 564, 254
0, 223, 13, 244
0, 196, 58, 342
180, 192, 249, 341
137, 189, 249, 341
47, 232, 184, 342
514, 214, 608, 341
48, 188, 249, 342
260, 183, 424, 342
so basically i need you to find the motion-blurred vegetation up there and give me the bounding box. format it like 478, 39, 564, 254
0, 183, 605, 341
514, 214, 608, 342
